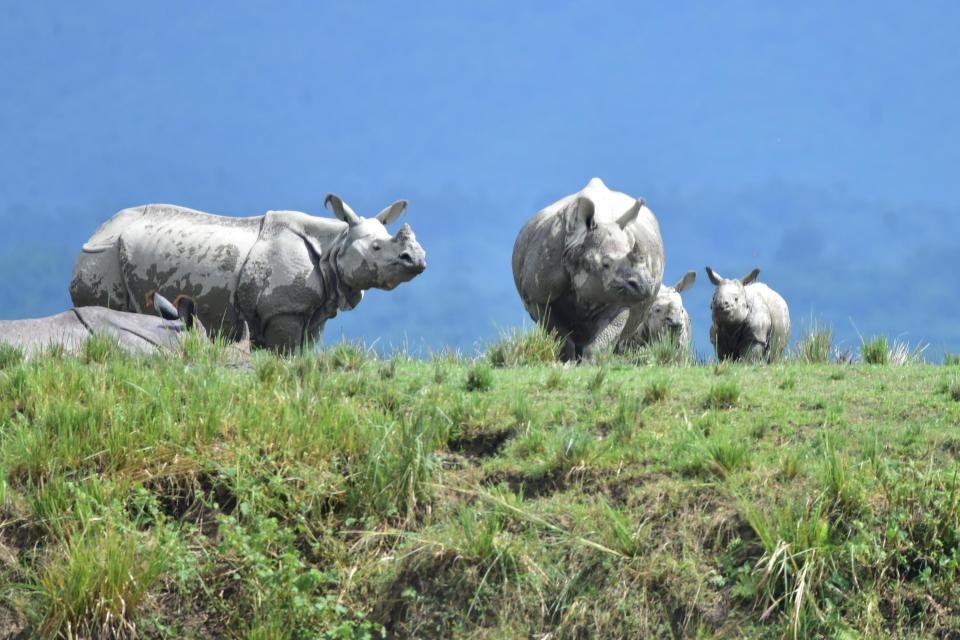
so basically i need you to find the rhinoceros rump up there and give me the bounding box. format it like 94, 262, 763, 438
706, 266, 791, 362
512, 178, 665, 361
70, 194, 426, 352
0, 292, 208, 358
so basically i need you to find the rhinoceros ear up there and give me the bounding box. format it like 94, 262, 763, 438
324, 193, 361, 227
706, 266, 723, 286
566, 196, 596, 231
674, 271, 696, 293
173, 295, 197, 329
616, 198, 644, 229
146, 290, 179, 321
375, 200, 408, 225
740, 268, 760, 285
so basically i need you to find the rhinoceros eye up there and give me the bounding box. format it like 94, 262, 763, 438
601, 257, 612, 269
372, 241, 382, 251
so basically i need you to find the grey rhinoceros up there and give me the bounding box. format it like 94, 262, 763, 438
706, 266, 790, 362
0, 292, 214, 358
512, 178, 665, 361
70, 194, 426, 352
626, 271, 696, 349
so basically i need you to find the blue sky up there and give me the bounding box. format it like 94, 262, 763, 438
1, 3, 958, 356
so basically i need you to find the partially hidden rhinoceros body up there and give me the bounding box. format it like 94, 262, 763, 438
707, 266, 790, 362
0, 293, 206, 358
625, 271, 696, 350
512, 178, 665, 361
70, 194, 426, 352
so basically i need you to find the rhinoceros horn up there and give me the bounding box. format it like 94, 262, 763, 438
375, 200, 408, 225
395, 223, 414, 241
616, 198, 644, 229
324, 193, 361, 226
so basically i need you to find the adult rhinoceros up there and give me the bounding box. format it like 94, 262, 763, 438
0, 292, 212, 358
512, 178, 665, 361
70, 194, 426, 352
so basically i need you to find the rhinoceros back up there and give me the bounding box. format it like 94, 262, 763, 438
72, 204, 263, 338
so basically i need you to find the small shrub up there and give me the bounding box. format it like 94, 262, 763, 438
705, 437, 751, 476
643, 379, 670, 405
587, 367, 607, 392
888, 338, 928, 366
599, 497, 649, 558
705, 381, 740, 409
37, 526, 169, 638
779, 452, 804, 480
0, 343, 24, 369
486, 323, 561, 367
945, 352, 960, 366
620, 332, 690, 367
833, 346, 855, 364
860, 335, 888, 365
325, 341, 369, 371
82, 333, 123, 364
945, 379, 960, 402
544, 369, 565, 390
778, 374, 797, 391
740, 496, 835, 638
794, 319, 833, 364
610, 396, 642, 442
379, 359, 396, 380
465, 362, 494, 392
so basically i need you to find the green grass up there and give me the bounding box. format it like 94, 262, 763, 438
793, 319, 833, 364
0, 337, 959, 638
861, 335, 889, 364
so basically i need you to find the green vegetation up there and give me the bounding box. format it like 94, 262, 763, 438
1, 330, 960, 638
793, 319, 833, 364
860, 335, 889, 365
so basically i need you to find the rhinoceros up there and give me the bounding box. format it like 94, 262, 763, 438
70, 194, 426, 352
0, 292, 218, 358
512, 178, 665, 361
706, 266, 790, 362
627, 271, 696, 349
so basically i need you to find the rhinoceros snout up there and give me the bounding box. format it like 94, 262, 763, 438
397, 250, 426, 274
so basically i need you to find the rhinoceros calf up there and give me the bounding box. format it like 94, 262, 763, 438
70, 194, 426, 352
512, 178, 665, 361
706, 266, 790, 362
0, 292, 204, 358
627, 271, 696, 349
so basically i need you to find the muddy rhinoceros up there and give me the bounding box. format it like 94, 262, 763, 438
626, 271, 696, 350
0, 292, 211, 358
512, 178, 665, 361
706, 266, 790, 362
70, 194, 426, 352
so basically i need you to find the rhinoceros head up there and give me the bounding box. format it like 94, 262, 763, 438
564, 196, 658, 306
707, 266, 759, 324
646, 271, 696, 336
324, 194, 427, 292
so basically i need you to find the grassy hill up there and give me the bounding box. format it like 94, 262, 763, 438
1, 334, 960, 639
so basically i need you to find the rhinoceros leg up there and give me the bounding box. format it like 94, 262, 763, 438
262, 313, 310, 354
581, 308, 630, 362
70, 243, 129, 310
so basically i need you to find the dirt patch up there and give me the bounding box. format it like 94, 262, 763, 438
138, 472, 235, 537
448, 427, 514, 459
0, 601, 26, 640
